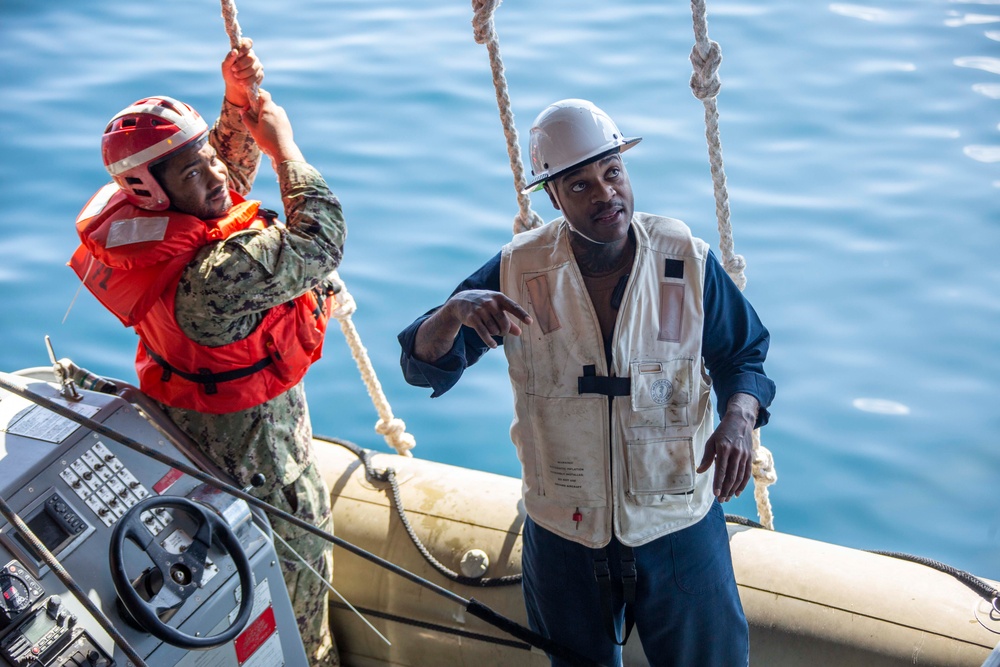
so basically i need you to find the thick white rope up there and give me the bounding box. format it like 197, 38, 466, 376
220, 0, 260, 107
329, 273, 417, 457
471, 0, 545, 234
220, 1, 413, 456
689, 0, 776, 529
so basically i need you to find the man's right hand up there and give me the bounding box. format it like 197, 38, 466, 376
414, 290, 532, 362
446, 290, 532, 348
239, 89, 305, 164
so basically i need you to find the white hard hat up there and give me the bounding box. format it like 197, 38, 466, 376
523, 99, 641, 193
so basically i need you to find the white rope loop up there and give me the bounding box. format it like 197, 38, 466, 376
689, 0, 773, 527
329, 272, 416, 457
471, 0, 544, 234
219, 0, 260, 107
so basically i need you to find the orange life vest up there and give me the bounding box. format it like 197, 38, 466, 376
70, 183, 332, 414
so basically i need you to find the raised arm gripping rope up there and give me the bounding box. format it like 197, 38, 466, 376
219, 1, 416, 457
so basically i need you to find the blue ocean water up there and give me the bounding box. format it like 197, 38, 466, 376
1, 0, 998, 580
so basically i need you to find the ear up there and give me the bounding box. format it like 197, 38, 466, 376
543, 182, 561, 211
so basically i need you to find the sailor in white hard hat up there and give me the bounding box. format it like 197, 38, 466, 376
399, 98, 774, 667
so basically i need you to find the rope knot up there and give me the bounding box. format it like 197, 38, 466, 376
689, 40, 723, 100
331, 286, 358, 320
752, 445, 777, 486
724, 253, 747, 290
471, 0, 501, 44
514, 209, 545, 234
376, 417, 416, 457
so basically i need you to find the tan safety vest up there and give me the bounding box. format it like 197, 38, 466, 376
500, 213, 716, 547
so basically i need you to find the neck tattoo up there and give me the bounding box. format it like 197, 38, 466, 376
572, 233, 634, 276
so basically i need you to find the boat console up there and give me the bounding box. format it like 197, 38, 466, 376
0, 369, 309, 667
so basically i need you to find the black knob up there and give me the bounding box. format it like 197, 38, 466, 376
45, 595, 61, 618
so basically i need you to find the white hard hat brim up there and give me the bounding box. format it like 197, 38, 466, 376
521, 136, 641, 194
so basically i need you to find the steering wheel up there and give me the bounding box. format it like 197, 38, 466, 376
109, 496, 255, 649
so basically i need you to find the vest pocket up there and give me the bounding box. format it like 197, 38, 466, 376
525, 395, 608, 505
625, 437, 695, 503
628, 359, 692, 428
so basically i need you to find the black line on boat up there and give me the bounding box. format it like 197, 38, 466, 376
868, 550, 1000, 606
329, 601, 532, 650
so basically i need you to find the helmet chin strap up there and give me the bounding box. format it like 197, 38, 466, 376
567, 223, 611, 246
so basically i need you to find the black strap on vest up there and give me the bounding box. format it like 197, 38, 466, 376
257, 207, 280, 224
143, 344, 272, 396
593, 546, 637, 646
578, 364, 631, 396
610, 274, 629, 310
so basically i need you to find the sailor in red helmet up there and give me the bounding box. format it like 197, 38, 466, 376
71, 40, 342, 665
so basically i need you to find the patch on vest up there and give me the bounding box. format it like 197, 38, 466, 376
664, 258, 685, 279
650, 378, 673, 405
107, 216, 169, 247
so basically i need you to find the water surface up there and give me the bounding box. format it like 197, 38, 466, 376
1, 0, 998, 579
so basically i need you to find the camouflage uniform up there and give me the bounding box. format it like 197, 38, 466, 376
158, 99, 343, 666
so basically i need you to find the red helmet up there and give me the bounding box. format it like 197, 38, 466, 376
101, 96, 209, 210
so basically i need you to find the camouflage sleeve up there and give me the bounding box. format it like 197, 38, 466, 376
210, 99, 261, 197
174, 161, 346, 346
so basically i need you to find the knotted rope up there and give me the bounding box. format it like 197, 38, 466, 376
471, 0, 545, 234
329, 272, 417, 457
219, 0, 414, 456
689, 0, 777, 528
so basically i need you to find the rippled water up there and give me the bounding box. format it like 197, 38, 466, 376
1, 0, 998, 579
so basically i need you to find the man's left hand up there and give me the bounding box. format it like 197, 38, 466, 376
697, 393, 759, 502
223, 38, 264, 109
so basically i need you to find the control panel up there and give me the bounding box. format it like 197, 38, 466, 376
1, 593, 112, 667
59, 441, 171, 536
0, 561, 44, 628
0, 370, 309, 667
